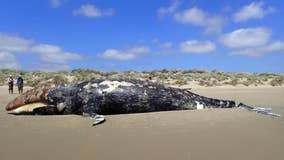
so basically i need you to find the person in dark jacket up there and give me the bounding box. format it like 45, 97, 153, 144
16, 75, 24, 94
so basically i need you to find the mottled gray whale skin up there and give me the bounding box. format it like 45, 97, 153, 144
45, 78, 236, 116
6, 78, 279, 125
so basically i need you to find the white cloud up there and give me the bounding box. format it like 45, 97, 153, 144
31, 44, 81, 64
31, 43, 61, 53
230, 41, 284, 56
100, 46, 149, 61
73, 4, 114, 18
151, 38, 174, 55
0, 52, 19, 69
101, 49, 136, 61
159, 42, 173, 49
174, 7, 224, 34
180, 40, 216, 54
37, 63, 71, 71
221, 27, 284, 56
0, 34, 82, 71
220, 27, 271, 48
174, 7, 206, 25
0, 34, 34, 52
50, 0, 67, 8
157, 0, 180, 17
233, 1, 275, 22
152, 38, 173, 49
152, 38, 159, 43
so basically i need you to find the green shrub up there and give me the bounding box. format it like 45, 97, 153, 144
175, 79, 187, 86
270, 77, 284, 86
53, 75, 68, 85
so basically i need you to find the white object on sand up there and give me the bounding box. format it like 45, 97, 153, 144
196, 101, 204, 110
92, 115, 106, 126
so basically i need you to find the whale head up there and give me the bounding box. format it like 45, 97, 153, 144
6, 85, 51, 114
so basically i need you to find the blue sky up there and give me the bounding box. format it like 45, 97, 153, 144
0, 0, 284, 73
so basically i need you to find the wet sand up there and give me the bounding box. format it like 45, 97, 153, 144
0, 86, 284, 160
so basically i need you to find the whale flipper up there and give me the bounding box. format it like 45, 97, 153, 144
238, 103, 280, 117
92, 115, 106, 126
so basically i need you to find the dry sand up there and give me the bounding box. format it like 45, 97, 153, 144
0, 86, 284, 160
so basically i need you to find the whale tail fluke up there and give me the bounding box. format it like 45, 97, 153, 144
238, 103, 281, 117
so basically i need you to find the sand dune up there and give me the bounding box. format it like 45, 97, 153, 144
0, 86, 284, 160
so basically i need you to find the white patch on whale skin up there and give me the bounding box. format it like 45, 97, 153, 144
143, 90, 147, 96
8, 102, 48, 114
83, 82, 98, 90
195, 101, 204, 110
99, 80, 134, 93
57, 103, 66, 112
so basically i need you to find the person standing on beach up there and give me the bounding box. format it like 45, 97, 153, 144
16, 75, 24, 94
7, 75, 14, 94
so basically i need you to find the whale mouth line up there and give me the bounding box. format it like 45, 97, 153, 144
8, 102, 49, 114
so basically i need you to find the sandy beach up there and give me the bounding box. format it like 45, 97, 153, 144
1, 85, 284, 160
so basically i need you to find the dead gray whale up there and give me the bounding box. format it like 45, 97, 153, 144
5, 78, 280, 125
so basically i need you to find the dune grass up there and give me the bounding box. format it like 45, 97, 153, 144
1, 69, 284, 87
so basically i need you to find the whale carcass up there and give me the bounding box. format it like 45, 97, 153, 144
5, 78, 280, 125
